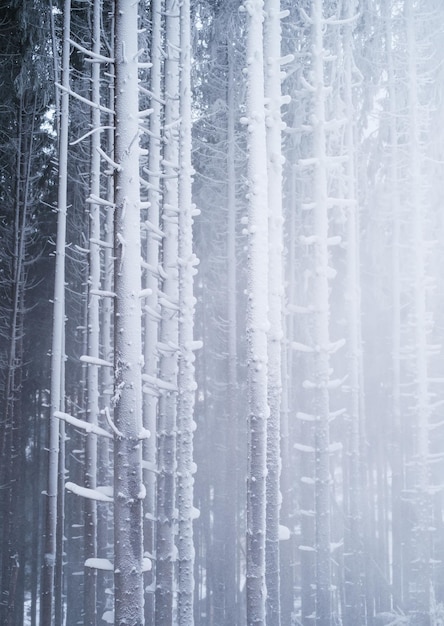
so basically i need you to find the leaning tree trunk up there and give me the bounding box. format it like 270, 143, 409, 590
113, 1, 145, 623
244, 1, 269, 625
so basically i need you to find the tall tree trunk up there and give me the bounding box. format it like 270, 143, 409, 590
383, 0, 404, 613
113, 1, 145, 623
311, 1, 331, 623
142, 1, 163, 623
84, 1, 102, 621
177, 0, 197, 623
342, 3, 365, 624
155, 1, 181, 623
97, 7, 115, 617
41, 2, 70, 622
226, 38, 239, 626
405, 1, 432, 622
264, 0, 285, 623
244, 1, 269, 624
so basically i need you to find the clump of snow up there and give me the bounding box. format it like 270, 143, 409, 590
143, 557, 152, 572
102, 610, 114, 624
279, 525, 291, 541
85, 558, 113, 571
65, 481, 113, 502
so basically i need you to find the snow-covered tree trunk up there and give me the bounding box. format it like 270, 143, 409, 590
97, 9, 115, 618
226, 37, 239, 626
384, 0, 404, 611
176, 0, 197, 623
405, 1, 432, 621
311, 1, 332, 623
155, 1, 180, 622
142, 1, 163, 622
264, 0, 285, 623
342, 4, 364, 624
84, 1, 101, 621
243, 1, 269, 624
113, 1, 145, 623
41, 2, 70, 622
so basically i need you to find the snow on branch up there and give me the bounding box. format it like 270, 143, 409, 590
54, 411, 113, 439
185, 340, 203, 351
299, 235, 318, 245
324, 338, 346, 354
85, 558, 114, 571
139, 288, 153, 299
142, 373, 177, 392
90, 289, 116, 298
294, 443, 315, 453
278, 9, 290, 20
326, 197, 354, 208
139, 85, 166, 105
296, 412, 317, 422
329, 408, 346, 422
279, 54, 294, 65
144, 219, 165, 239
102, 406, 123, 438
323, 13, 360, 26
55, 83, 114, 114
327, 375, 348, 390
89, 237, 113, 249
327, 236, 342, 246
159, 296, 180, 312
68, 38, 114, 63
80, 355, 113, 368
302, 380, 317, 389
299, 7, 312, 24
139, 108, 154, 118
144, 305, 162, 322
65, 482, 113, 502
300, 76, 315, 93
70, 126, 114, 146
96, 146, 121, 171
86, 194, 115, 208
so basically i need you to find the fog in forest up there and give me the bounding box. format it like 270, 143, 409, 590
1, 1, 444, 625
